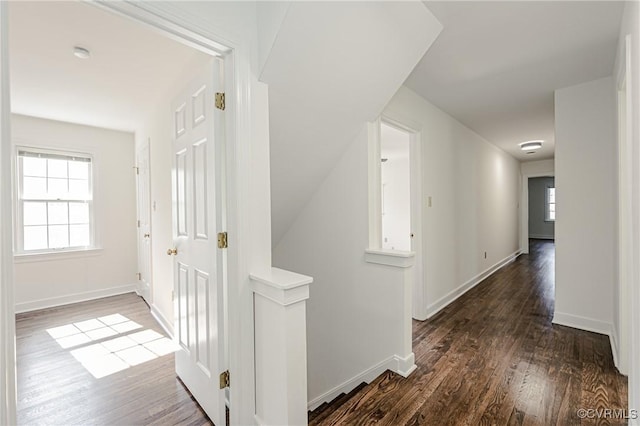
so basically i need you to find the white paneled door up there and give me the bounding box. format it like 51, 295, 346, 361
170, 57, 226, 426
136, 141, 152, 303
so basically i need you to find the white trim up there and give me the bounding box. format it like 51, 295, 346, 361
393, 352, 417, 378
552, 311, 612, 336
0, 2, 16, 423
528, 234, 554, 240
610, 324, 626, 375
426, 250, 521, 319
364, 248, 415, 268
307, 352, 417, 411
13, 247, 103, 263
249, 267, 312, 306
307, 356, 396, 411
14, 285, 137, 314
150, 303, 174, 338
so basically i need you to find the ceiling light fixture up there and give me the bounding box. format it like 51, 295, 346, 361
519, 140, 543, 151
73, 46, 91, 59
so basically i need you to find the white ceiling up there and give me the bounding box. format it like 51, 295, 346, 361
407, 1, 625, 161
9, 1, 211, 133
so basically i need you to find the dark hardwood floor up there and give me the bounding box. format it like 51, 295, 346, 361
309, 239, 628, 425
16, 293, 213, 426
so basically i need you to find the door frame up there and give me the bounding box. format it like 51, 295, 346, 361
0, 2, 257, 424
135, 138, 152, 304
378, 113, 426, 321
519, 172, 555, 254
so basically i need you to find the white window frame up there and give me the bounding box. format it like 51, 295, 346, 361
14, 146, 96, 255
545, 186, 556, 222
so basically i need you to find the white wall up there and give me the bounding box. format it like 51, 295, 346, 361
273, 84, 521, 406
384, 86, 521, 319
12, 114, 137, 312
554, 76, 616, 335
521, 159, 555, 176
273, 127, 409, 407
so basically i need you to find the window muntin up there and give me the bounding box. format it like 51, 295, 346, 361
546, 186, 555, 221
17, 149, 93, 253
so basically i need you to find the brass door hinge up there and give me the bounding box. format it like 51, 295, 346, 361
217, 232, 228, 249
219, 370, 230, 389
215, 92, 225, 111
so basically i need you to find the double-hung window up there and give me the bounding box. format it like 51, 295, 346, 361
16, 149, 93, 253
546, 186, 556, 221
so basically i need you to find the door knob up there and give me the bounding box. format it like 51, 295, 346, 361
167, 248, 178, 256
144, 233, 150, 238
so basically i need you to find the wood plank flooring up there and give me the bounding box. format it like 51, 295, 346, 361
309, 240, 628, 426
16, 293, 213, 426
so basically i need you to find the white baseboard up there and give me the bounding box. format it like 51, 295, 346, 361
15, 284, 137, 313
307, 352, 415, 411
393, 353, 417, 378
529, 234, 554, 240
425, 250, 521, 319
552, 311, 612, 336
150, 304, 174, 338
610, 325, 622, 374
307, 356, 395, 411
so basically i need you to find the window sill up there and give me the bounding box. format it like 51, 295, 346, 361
364, 248, 415, 268
14, 248, 103, 263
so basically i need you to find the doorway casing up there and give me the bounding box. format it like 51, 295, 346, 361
0, 2, 261, 424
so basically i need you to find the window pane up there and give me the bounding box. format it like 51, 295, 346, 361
22, 157, 46, 177
70, 224, 90, 247
68, 161, 89, 180
549, 204, 555, 213
549, 211, 556, 220
48, 159, 68, 178
549, 188, 555, 203
24, 201, 47, 226
69, 202, 89, 224
48, 202, 69, 225
69, 179, 89, 197
23, 177, 47, 197
49, 225, 69, 248
24, 226, 48, 250
48, 178, 68, 196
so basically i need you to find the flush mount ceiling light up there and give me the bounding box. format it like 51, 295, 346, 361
73, 46, 91, 59
519, 140, 543, 151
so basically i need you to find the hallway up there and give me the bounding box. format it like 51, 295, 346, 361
310, 240, 627, 425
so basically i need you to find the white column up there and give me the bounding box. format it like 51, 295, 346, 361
250, 268, 312, 426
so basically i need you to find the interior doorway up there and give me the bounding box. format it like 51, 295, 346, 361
3, 2, 233, 424
527, 176, 555, 241
379, 119, 425, 321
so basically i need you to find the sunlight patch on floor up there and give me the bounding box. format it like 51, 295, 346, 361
46, 314, 177, 379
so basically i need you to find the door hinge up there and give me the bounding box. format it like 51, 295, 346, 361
137, 272, 141, 281
215, 92, 225, 111
133, 166, 139, 175
137, 220, 141, 228
171, 290, 175, 301
219, 370, 230, 389
217, 232, 228, 249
